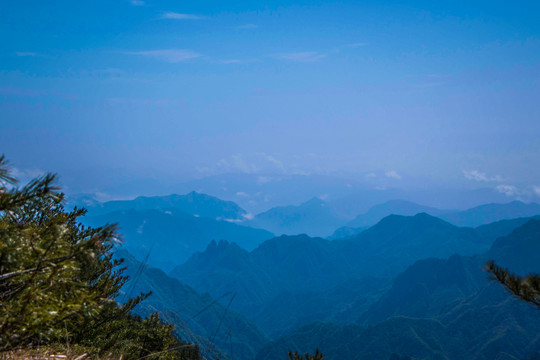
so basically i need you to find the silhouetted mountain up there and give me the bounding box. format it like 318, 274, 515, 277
174, 239, 389, 337
82, 208, 273, 271
359, 254, 485, 325
359, 218, 540, 325
256, 318, 466, 360
337, 213, 491, 277
171, 239, 276, 310
171, 213, 509, 337
250, 277, 389, 338
257, 284, 540, 360
172, 236, 350, 315
347, 200, 453, 228
328, 187, 514, 219
116, 249, 270, 360
474, 215, 540, 244
246, 197, 346, 237
85, 191, 248, 220
441, 201, 540, 227
487, 218, 540, 275
256, 219, 540, 360
170, 174, 367, 215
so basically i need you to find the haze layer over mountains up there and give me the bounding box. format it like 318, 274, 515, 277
67, 188, 540, 360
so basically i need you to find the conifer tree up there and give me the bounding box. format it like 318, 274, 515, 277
0, 155, 200, 359
486, 260, 540, 308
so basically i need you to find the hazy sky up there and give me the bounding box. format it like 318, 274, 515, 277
1, 0, 539, 198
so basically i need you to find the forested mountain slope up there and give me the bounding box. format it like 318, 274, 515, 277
171, 213, 521, 336
116, 250, 270, 360
255, 220, 540, 360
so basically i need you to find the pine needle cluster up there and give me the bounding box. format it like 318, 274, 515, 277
0, 155, 200, 360
486, 260, 540, 308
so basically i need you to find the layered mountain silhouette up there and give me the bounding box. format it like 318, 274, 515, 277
116, 249, 270, 360
344, 199, 540, 231
84, 191, 249, 220
441, 200, 540, 227
73, 191, 540, 359
170, 213, 526, 336
335, 213, 492, 277
255, 219, 540, 360
82, 208, 273, 271
246, 197, 346, 237
347, 200, 454, 228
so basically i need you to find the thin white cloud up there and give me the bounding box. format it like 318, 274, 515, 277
242, 213, 254, 220
16, 52, 40, 57
265, 155, 285, 171
235, 24, 258, 29
257, 176, 273, 185
385, 170, 402, 179
218, 59, 243, 64
462, 169, 503, 182
216, 155, 258, 174
348, 42, 369, 48
365, 172, 376, 178
496, 184, 519, 197
130, 0, 145, 6
236, 191, 249, 197
123, 49, 201, 63
11, 167, 45, 181
216, 58, 258, 65
533, 186, 540, 197
0, 86, 45, 97
275, 52, 327, 62
161, 12, 203, 20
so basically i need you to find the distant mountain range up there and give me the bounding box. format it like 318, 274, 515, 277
327, 187, 515, 219
70, 190, 540, 243
82, 191, 249, 221
82, 208, 273, 271
341, 199, 540, 232
346, 200, 455, 228
93, 189, 540, 359
255, 219, 540, 360
170, 212, 529, 336
246, 197, 346, 237
441, 200, 540, 227
336, 212, 491, 277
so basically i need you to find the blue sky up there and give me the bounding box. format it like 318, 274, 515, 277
1, 0, 540, 200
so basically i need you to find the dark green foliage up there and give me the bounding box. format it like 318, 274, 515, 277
0, 155, 200, 359
71, 307, 201, 360
288, 349, 324, 360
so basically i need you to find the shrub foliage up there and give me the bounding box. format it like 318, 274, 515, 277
0, 155, 200, 359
